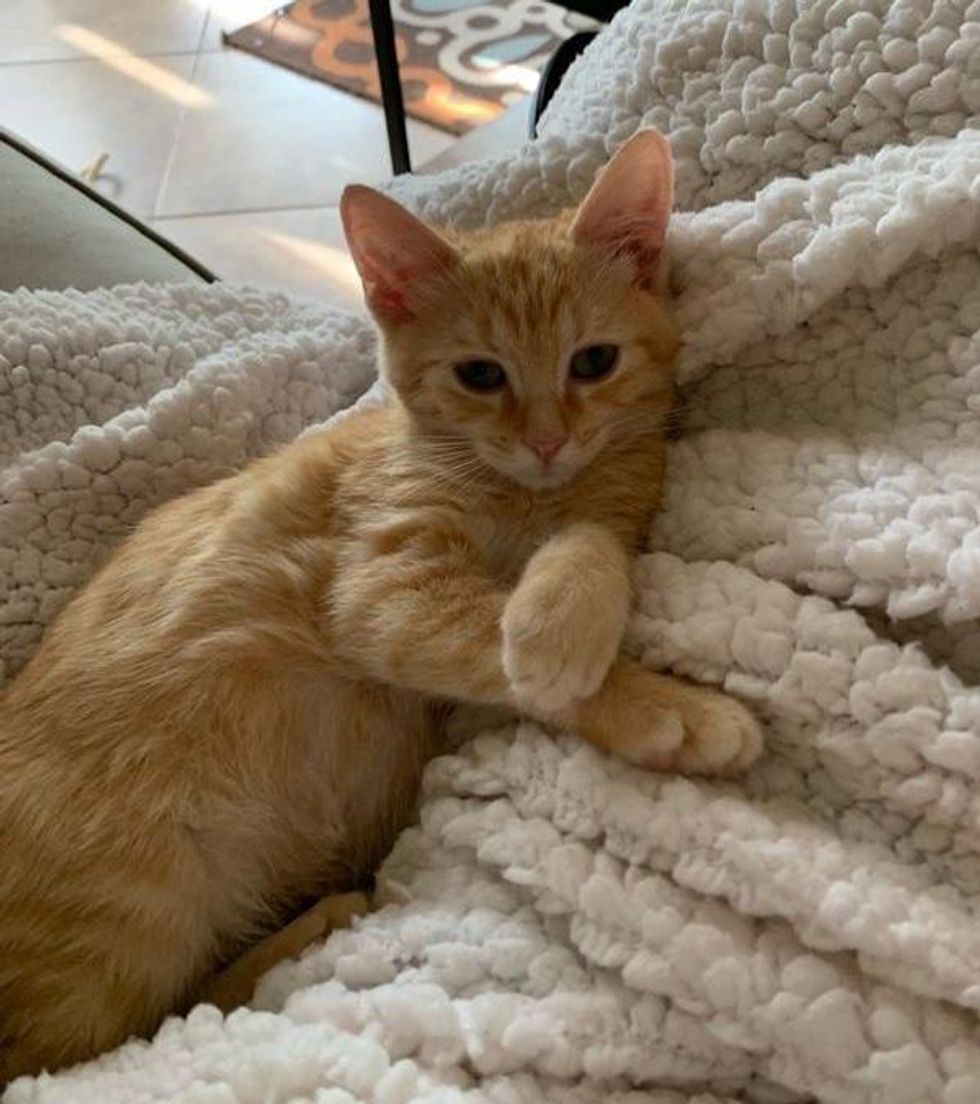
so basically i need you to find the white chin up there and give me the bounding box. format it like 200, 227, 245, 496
510, 465, 576, 490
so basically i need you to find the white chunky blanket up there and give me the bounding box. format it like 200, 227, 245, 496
5, 0, 980, 1100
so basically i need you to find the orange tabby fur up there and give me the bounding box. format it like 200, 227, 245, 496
0, 131, 762, 1083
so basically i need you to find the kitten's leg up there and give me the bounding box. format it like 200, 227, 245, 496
331, 514, 515, 705
501, 522, 631, 712
502, 523, 763, 775
333, 516, 761, 775
204, 892, 369, 1012
568, 661, 764, 776
333, 519, 629, 709
0, 854, 214, 1082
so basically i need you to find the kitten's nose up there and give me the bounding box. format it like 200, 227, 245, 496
524, 432, 569, 463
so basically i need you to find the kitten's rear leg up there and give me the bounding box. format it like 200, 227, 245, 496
0, 926, 209, 1085
203, 891, 369, 1012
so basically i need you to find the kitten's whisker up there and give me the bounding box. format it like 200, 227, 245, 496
418, 454, 495, 493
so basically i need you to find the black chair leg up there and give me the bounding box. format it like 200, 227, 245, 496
530, 31, 597, 138
367, 0, 412, 174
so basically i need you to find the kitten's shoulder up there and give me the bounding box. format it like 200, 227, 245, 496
237, 402, 400, 531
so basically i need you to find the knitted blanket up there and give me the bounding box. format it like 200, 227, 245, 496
5, 0, 980, 1100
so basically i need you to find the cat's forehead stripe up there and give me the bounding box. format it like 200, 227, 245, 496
454, 226, 591, 367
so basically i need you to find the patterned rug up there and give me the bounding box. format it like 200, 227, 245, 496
225, 0, 596, 135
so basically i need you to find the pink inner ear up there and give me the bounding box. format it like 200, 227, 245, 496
356, 244, 417, 324
572, 130, 674, 284
341, 185, 457, 324
361, 275, 412, 324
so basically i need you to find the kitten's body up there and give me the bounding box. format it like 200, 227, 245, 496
0, 133, 762, 1081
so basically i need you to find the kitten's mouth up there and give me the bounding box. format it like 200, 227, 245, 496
517, 465, 576, 490
494, 455, 584, 491
473, 443, 589, 491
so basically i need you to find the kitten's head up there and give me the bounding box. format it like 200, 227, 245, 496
341, 130, 679, 490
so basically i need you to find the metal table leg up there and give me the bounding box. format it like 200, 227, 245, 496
367, 0, 412, 175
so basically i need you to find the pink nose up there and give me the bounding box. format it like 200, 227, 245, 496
524, 433, 569, 463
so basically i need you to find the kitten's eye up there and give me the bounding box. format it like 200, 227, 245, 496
569, 344, 619, 382
454, 359, 507, 393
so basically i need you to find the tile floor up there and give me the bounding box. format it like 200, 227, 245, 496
1, 0, 528, 308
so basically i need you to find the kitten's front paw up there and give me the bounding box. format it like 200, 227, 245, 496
502, 572, 627, 715
606, 673, 763, 777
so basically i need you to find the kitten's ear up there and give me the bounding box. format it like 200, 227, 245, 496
571, 129, 674, 286
341, 185, 459, 324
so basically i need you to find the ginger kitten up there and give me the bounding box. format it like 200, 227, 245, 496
0, 130, 762, 1083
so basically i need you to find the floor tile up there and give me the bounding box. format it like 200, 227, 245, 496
0, 55, 197, 218
155, 50, 454, 218
0, 0, 208, 64
151, 206, 365, 311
